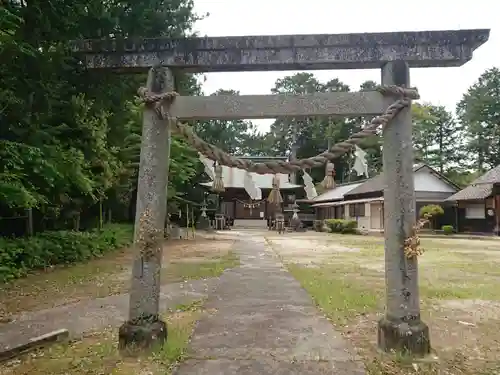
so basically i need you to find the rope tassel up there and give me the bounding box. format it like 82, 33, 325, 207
267, 174, 283, 204
212, 163, 225, 193
321, 163, 336, 190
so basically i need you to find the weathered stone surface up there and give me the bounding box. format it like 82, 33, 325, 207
70, 29, 489, 71
176, 358, 366, 375
118, 319, 167, 351
378, 61, 428, 355
168, 91, 391, 119
121, 66, 174, 348
377, 317, 430, 355
0, 329, 69, 363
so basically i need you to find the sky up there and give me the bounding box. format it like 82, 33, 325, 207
192, 0, 498, 133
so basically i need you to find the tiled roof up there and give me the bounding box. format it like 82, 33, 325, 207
445, 184, 493, 201
445, 165, 500, 201
312, 196, 382, 207
471, 165, 500, 184
344, 174, 385, 196
345, 164, 453, 196
312, 182, 362, 202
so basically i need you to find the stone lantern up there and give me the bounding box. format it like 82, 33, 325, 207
290, 202, 304, 231
292, 202, 300, 220
196, 198, 210, 230
201, 200, 207, 217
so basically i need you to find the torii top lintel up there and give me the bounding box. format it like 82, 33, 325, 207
71, 29, 489, 72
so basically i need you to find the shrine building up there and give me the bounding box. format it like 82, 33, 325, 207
199, 156, 306, 224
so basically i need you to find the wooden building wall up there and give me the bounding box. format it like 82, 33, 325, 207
219, 187, 304, 219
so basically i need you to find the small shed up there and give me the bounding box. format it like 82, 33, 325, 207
317, 164, 459, 232
310, 182, 364, 220
445, 165, 500, 234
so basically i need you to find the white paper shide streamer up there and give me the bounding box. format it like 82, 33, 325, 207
302, 170, 318, 199
198, 153, 215, 180
352, 145, 369, 178
244, 171, 262, 200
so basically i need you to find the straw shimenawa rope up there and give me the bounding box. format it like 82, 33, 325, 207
138, 85, 419, 175
321, 162, 336, 190
212, 163, 225, 193
267, 174, 283, 205
139, 84, 423, 255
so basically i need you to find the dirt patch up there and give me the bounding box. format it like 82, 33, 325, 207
361, 263, 384, 272
267, 236, 360, 265
292, 263, 500, 374
0, 238, 234, 319
277, 232, 500, 375
343, 301, 500, 374
438, 299, 500, 322
173, 258, 224, 263
0, 300, 203, 375
164, 239, 233, 262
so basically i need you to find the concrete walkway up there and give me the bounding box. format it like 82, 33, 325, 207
0, 278, 217, 354
174, 235, 364, 374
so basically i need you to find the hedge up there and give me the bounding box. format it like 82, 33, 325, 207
0, 224, 133, 283
324, 219, 358, 234
441, 225, 454, 235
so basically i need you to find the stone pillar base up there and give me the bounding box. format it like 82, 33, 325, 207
118, 319, 167, 352
196, 216, 211, 230
377, 316, 430, 356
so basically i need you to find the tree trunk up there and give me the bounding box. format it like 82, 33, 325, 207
26, 208, 33, 236
99, 199, 103, 231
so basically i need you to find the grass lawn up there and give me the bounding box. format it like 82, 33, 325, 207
0, 300, 204, 375
162, 250, 239, 283
269, 233, 500, 375
0, 238, 238, 318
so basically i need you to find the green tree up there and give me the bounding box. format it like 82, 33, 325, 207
267, 75, 384, 184
193, 89, 265, 155
412, 103, 461, 173
0, 0, 204, 231
266, 73, 355, 183
419, 204, 444, 230
457, 67, 500, 171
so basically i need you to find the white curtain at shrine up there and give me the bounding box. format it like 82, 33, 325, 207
302, 170, 318, 199
244, 171, 262, 200
198, 153, 215, 180
352, 145, 369, 178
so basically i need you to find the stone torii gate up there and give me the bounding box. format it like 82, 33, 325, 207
71, 29, 488, 355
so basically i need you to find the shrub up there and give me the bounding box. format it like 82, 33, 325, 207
323, 219, 337, 232
441, 225, 454, 235
418, 204, 444, 229
341, 219, 358, 234
419, 204, 444, 218
313, 220, 324, 232
0, 224, 133, 283
324, 219, 358, 234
